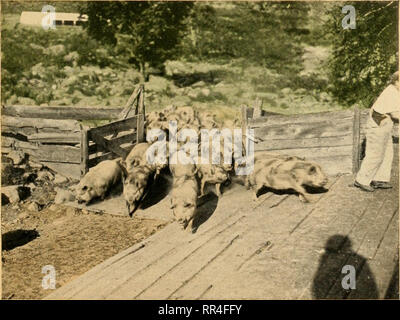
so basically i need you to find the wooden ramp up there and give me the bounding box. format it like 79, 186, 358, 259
45, 158, 398, 300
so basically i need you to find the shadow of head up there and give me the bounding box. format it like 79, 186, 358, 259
140, 170, 173, 210
190, 193, 219, 233
324, 235, 352, 254
2, 229, 40, 251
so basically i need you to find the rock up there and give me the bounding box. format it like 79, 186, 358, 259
188, 89, 199, 99
54, 188, 75, 204
7, 150, 25, 165
319, 92, 332, 102
53, 174, 68, 185
201, 88, 211, 97
6, 94, 18, 105
192, 81, 206, 88
27, 201, 40, 212
2, 193, 10, 206
65, 207, 77, 216
48, 204, 59, 212
281, 87, 292, 95
17, 97, 36, 105
1, 186, 31, 203
37, 170, 54, 181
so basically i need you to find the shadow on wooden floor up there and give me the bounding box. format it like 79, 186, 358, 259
312, 235, 379, 299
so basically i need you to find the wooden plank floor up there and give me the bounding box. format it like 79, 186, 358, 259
45, 154, 398, 300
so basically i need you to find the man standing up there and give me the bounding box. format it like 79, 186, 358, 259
354, 71, 400, 192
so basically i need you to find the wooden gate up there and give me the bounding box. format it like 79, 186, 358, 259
80, 85, 146, 176
242, 105, 398, 176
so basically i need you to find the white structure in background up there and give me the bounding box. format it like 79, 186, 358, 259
20, 11, 88, 26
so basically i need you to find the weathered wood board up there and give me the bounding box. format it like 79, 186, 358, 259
1, 116, 81, 136
2, 105, 124, 120
45, 154, 398, 300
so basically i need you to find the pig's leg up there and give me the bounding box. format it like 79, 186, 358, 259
186, 218, 194, 233
126, 202, 131, 216
293, 184, 311, 203
252, 183, 264, 201
200, 180, 206, 196
215, 183, 222, 197
252, 190, 258, 201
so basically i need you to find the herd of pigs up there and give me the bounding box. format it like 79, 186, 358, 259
75, 106, 329, 233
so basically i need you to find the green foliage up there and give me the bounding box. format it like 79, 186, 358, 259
0, 21, 137, 105
82, 1, 193, 78
326, 1, 398, 108
181, 1, 309, 74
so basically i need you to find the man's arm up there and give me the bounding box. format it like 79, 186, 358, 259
388, 111, 399, 123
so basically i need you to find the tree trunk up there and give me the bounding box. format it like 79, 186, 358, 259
139, 62, 147, 82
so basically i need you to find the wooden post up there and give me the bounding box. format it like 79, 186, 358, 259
352, 106, 361, 174
253, 97, 263, 118
136, 113, 145, 145
138, 84, 145, 115
118, 86, 141, 120
241, 104, 248, 154
80, 127, 89, 177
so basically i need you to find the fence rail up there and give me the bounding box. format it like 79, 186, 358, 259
243, 106, 399, 176
1, 85, 146, 179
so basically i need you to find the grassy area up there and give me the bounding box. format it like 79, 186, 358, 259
1, 12, 343, 121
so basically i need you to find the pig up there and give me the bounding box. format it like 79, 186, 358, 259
247, 156, 328, 203
166, 106, 200, 132
122, 166, 153, 217
196, 161, 230, 197
75, 160, 122, 204
124, 142, 166, 175
199, 112, 218, 130
145, 111, 168, 135
124, 142, 152, 172
170, 176, 199, 232
169, 150, 198, 179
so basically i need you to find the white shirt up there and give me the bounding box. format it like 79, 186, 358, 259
368, 84, 400, 128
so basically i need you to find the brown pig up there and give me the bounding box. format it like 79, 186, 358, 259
124, 142, 152, 172
196, 160, 229, 197
170, 176, 199, 232
169, 150, 198, 179
124, 142, 166, 175
122, 166, 152, 217
248, 156, 328, 202
75, 160, 122, 204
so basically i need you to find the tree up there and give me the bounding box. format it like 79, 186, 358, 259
81, 1, 193, 79
180, 1, 309, 73
326, 1, 398, 108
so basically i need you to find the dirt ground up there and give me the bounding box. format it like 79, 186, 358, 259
1, 204, 167, 300
1, 161, 167, 300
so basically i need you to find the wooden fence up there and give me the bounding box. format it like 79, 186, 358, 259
243, 106, 399, 176
1, 85, 146, 179
80, 86, 145, 176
